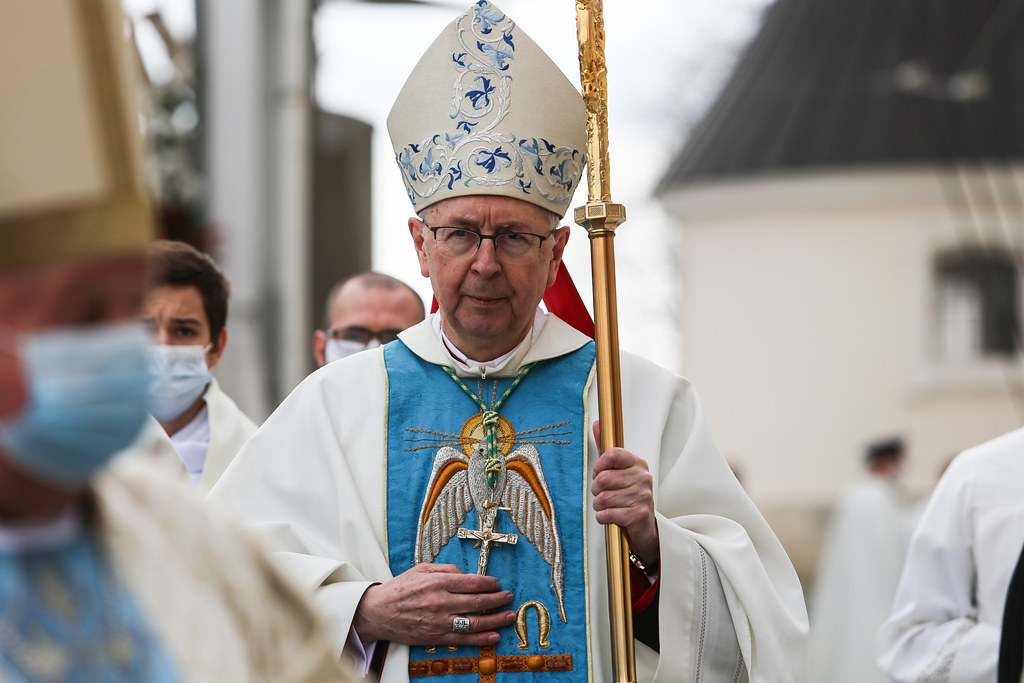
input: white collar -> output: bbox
[432,309,547,369]
[170,404,211,485]
[402,308,589,378]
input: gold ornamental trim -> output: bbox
[574,1,636,681]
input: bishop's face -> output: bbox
[410,195,569,361]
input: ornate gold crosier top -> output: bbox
[575,0,612,203]
[574,0,626,233]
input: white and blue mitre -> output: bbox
[386,0,587,216]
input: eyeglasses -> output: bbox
[325,326,402,345]
[425,224,552,264]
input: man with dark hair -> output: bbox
[313,271,425,366]
[866,437,905,477]
[137,239,256,493]
[150,240,231,350]
[809,436,913,683]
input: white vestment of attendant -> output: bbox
[808,474,914,683]
[129,376,257,494]
[211,312,808,683]
[52,457,353,682]
[877,427,1024,683]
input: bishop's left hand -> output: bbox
[590,420,659,567]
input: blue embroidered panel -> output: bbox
[0,534,180,682]
[385,341,596,680]
[395,0,584,209]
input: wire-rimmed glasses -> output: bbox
[424,224,552,264]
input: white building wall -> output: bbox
[661,168,1024,576]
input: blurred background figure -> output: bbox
[134,239,257,493]
[0,1,352,679]
[808,437,916,683]
[312,271,424,366]
[878,427,1024,683]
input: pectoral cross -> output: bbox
[458,500,518,575]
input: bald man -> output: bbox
[312,272,425,366]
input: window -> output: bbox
[935,248,1019,362]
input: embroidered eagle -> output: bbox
[413,438,567,622]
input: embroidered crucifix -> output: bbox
[457,501,518,575]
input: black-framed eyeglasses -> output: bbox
[424,224,552,264]
[325,326,402,345]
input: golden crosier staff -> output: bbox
[574,1,635,681]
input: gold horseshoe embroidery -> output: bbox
[514,601,551,650]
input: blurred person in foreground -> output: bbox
[808,437,915,683]
[211,2,807,680]
[877,427,1024,682]
[313,271,425,367]
[0,1,351,679]
[133,240,257,494]
[0,245,347,682]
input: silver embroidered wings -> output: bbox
[413,439,567,622]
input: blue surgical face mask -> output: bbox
[0,321,151,486]
[324,338,380,364]
[146,344,211,422]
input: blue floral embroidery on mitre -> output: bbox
[419,148,443,179]
[446,162,464,189]
[398,148,418,182]
[474,147,511,174]
[549,157,577,193]
[520,137,554,175]
[395,0,585,210]
[478,40,513,71]
[466,76,495,109]
[444,131,463,149]
[473,0,506,35]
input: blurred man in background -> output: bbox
[312,271,424,366]
[136,239,257,493]
[808,436,915,683]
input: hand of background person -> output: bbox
[591,420,660,567]
[353,563,516,646]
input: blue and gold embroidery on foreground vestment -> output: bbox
[385,341,595,680]
[0,534,178,682]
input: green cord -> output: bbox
[442,363,535,487]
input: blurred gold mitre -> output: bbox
[0,0,153,271]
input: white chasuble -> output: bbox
[210,313,809,682]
